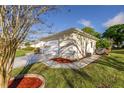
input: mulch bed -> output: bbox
[8,77,43,88]
[50,57,73,63]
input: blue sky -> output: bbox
[30,5,124,40]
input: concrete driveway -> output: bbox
[13,53,100,69]
[13,54,44,68]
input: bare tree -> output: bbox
[0,5,54,88]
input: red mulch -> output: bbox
[50,57,73,63]
[8,77,43,88]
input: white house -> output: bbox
[40,28,98,60]
[30,41,45,48]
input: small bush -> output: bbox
[34,47,41,54]
[25,42,31,47]
[96,38,111,49]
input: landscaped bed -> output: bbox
[8,74,45,88]
[50,57,73,63]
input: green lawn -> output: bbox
[111,49,124,55]
[15,50,31,57]
[16,47,35,57]
[12,49,124,88]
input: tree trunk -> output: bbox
[0,47,16,88]
[0,70,10,88]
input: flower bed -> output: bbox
[8,74,45,88]
[50,57,73,63]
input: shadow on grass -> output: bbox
[62,71,75,88]
[112,51,124,55]
[61,67,92,88]
[98,56,124,71]
[112,49,124,55]
[71,69,92,81]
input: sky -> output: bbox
[29,5,124,40]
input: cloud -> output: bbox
[78,19,93,27]
[103,12,124,27]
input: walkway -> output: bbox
[13,54,100,69]
[42,55,100,69]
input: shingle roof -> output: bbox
[40,28,99,41]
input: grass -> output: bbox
[16,50,31,57]
[12,49,124,88]
[111,49,124,55]
[16,47,34,57]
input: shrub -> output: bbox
[25,42,31,47]
[34,47,41,54]
[96,38,111,49]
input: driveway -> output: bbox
[13,54,44,68]
[13,53,100,69]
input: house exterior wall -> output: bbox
[59,33,96,59]
[42,40,59,57]
[42,32,97,60]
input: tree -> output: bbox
[82,27,101,38]
[0,5,54,88]
[103,24,124,48]
[96,38,111,49]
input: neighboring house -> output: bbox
[40,28,98,60]
[19,41,44,49]
[30,41,45,48]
